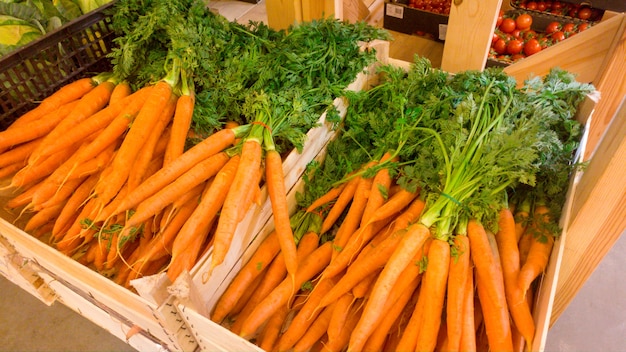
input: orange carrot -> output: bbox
[123,152,229,229]
[395,281,426,351]
[468,219,513,352]
[10,146,75,188]
[292,303,335,352]
[266,149,299,284]
[446,235,471,351]
[52,173,99,238]
[306,182,347,214]
[0,138,42,168]
[111,128,237,216]
[164,92,195,166]
[360,152,395,225]
[24,201,66,233]
[496,208,535,348]
[324,294,360,352]
[362,275,421,352]
[29,80,116,164]
[211,139,262,272]
[348,223,431,351]
[459,263,477,352]
[238,241,332,339]
[166,156,239,282]
[518,205,555,295]
[9,77,94,129]
[211,229,281,323]
[127,92,177,191]
[109,81,132,105]
[330,173,373,257]
[320,175,359,234]
[95,81,173,205]
[323,187,418,280]
[275,276,338,351]
[514,201,531,242]
[414,238,451,352]
[0,101,80,151]
[0,162,26,180]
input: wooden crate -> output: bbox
[166,49,599,351]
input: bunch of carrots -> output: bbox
[210,59,594,352]
[0,0,388,289]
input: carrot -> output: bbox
[123,152,229,229]
[52,173,99,238]
[468,219,513,352]
[9,77,94,129]
[112,127,237,216]
[275,277,338,351]
[329,172,372,258]
[518,205,555,295]
[166,156,238,282]
[0,162,26,180]
[414,238,451,352]
[351,270,379,299]
[5,181,42,209]
[229,231,319,335]
[238,241,332,339]
[33,175,85,211]
[360,152,396,225]
[320,175,359,234]
[10,146,76,188]
[127,193,200,283]
[362,275,421,352]
[396,281,426,352]
[0,101,80,152]
[292,303,335,352]
[306,182,347,214]
[258,302,289,352]
[211,229,281,323]
[211,138,263,272]
[348,222,431,351]
[446,235,471,351]
[496,208,535,348]
[24,201,66,233]
[0,138,42,168]
[265,149,299,284]
[109,81,132,105]
[324,295,361,352]
[318,226,406,308]
[459,263,477,352]
[95,81,173,205]
[29,80,116,164]
[164,92,194,166]
[127,92,177,191]
[323,187,418,280]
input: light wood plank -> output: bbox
[551,97,626,326]
[265,0,301,29]
[441,0,503,72]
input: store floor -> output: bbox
[2,1,625,351]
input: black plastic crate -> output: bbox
[0,2,117,129]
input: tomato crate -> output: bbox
[383,0,450,41]
[0,1,117,129]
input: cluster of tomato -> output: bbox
[489,11,591,63]
[406,0,452,15]
[513,0,604,21]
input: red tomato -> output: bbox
[511,29,522,38]
[511,53,526,61]
[551,30,566,42]
[492,32,501,44]
[493,38,508,55]
[507,39,524,55]
[500,18,517,33]
[521,29,537,40]
[551,1,563,10]
[562,22,575,33]
[536,1,547,11]
[524,38,542,56]
[516,14,533,30]
[526,1,538,10]
[545,21,562,34]
[497,10,504,27]
[578,7,592,20]
[578,22,589,31]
